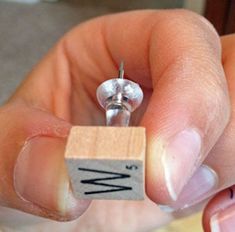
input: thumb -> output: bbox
[0,102,90,221]
[139,11,230,206]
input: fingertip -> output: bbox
[145,135,172,204]
[203,186,235,232]
[145,125,204,204]
[13,135,91,220]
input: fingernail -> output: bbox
[159,165,218,212]
[162,128,202,200]
[176,165,217,209]
[14,136,77,215]
[210,204,235,232]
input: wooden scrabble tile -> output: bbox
[65,126,146,200]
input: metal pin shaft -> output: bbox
[118,61,124,79]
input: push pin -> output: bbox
[65,62,146,200]
[96,62,143,126]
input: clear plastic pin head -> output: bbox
[96,62,144,126]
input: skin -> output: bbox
[0,9,235,232]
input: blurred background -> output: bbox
[0,0,234,231]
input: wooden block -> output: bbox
[65,126,146,200]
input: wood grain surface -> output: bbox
[65,126,146,200]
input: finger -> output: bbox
[202,186,235,232]
[166,34,235,225]
[203,34,235,197]
[0,102,90,221]
[149,34,235,214]
[198,34,235,232]
[142,11,230,205]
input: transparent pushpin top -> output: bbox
[96,62,143,126]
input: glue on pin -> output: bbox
[96,62,144,126]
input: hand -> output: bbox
[0,9,235,232]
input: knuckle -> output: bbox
[171,9,217,35]
[149,9,221,58]
[155,9,220,47]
